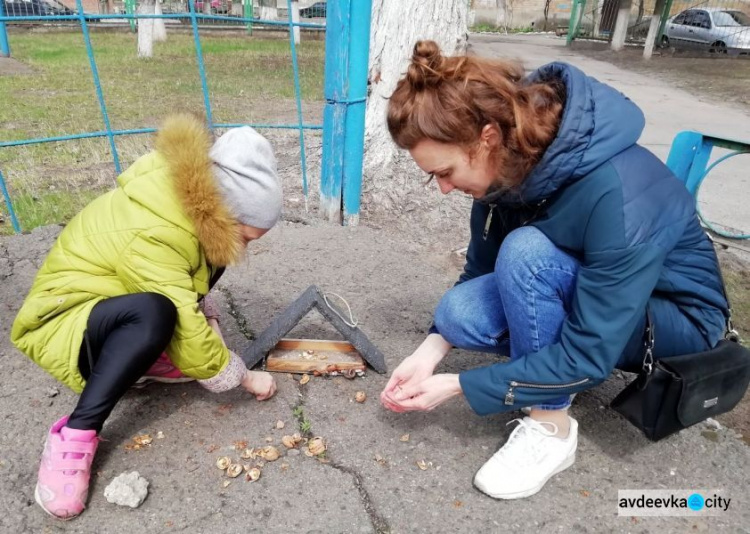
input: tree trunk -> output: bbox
[642,0,666,59]
[610,0,632,50]
[153,0,167,42]
[495,0,507,31]
[258,0,276,20]
[362,0,468,214]
[137,0,155,59]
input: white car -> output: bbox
[663,8,750,53]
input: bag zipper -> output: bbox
[505,378,590,406]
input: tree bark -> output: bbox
[153,0,167,42]
[362,0,468,213]
[137,0,155,59]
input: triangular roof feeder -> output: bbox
[242,285,387,374]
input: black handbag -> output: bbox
[611,275,750,441]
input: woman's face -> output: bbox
[239,224,269,247]
[408,129,498,199]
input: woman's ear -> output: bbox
[480,123,501,149]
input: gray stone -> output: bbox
[104,471,149,508]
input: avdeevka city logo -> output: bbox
[688,493,705,511]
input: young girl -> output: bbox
[380,41,728,500]
[11,113,281,519]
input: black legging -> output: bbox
[67,293,177,432]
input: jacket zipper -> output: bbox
[482,204,496,240]
[504,378,590,406]
[483,198,548,241]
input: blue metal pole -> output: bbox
[341,0,371,226]
[286,0,309,207]
[76,0,122,175]
[0,169,21,233]
[188,0,214,128]
[0,0,9,57]
[320,0,350,222]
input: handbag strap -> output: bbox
[640,238,739,375]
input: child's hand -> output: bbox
[241,370,277,400]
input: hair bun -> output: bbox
[406,40,444,90]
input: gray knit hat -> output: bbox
[210,126,282,229]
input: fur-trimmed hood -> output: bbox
[122,114,243,267]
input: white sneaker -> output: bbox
[473,416,578,500]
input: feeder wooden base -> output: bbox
[265,338,366,374]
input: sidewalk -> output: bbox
[1,222,748,533]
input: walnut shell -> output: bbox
[227,463,243,478]
[308,437,326,456]
[245,467,261,482]
[261,446,281,462]
[216,456,231,470]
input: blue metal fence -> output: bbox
[0,0,371,233]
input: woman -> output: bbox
[11,113,281,519]
[380,41,727,500]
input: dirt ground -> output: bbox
[573,42,750,112]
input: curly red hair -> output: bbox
[387,40,564,189]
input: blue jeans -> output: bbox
[434,227,581,411]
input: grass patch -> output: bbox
[725,268,750,341]
[0,30,325,234]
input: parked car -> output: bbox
[194,0,229,14]
[299,1,325,18]
[1,0,98,20]
[662,8,750,52]
[1,0,72,16]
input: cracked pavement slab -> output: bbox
[1,223,749,533]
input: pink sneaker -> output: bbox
[134,352,195,387]
[35,416,98,520]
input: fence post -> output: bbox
[341,0,371,226]
[320,0,372,225]
[244,0,253,35]
[0,169,21,233]
[0,0,10,58]
[566,0,585,45]
[657,0,674,44]
[125,0,136,32]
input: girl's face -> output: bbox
[408,126,499,199]
[239,224,269,247]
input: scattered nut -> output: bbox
[308,437,326,456]
[399,434,410,442]
[233,440,248,451]
[226,464,243,478]
[245,468,261,482]
[416,460,432,471]
[275,420,285,430]
[264,436,274,443]
[355,391,366,403]
[260,446,280,462]
[299,374,310,385]
[240,448,256,460]
[222,480,232,488]
[216,456,231,470]
[282,435,299,449]
[133,434,152,446]
[156,431,165,440]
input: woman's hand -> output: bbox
[388,374,463,412]
[241,370,277,400]
[380,334,452,412]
